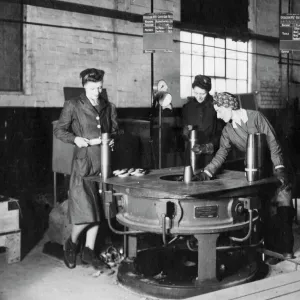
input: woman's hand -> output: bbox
[74,137,90,148]
[109,139,114,150]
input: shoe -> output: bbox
[265,257,283,266]
[64,237,77,269]
[283,252,295,259]
[81,247,115,274]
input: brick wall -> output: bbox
[0,0,299,110]
[252,0,300,109]
[0,0,180,108]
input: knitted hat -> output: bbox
[213,92,240,110]
[192,75,212,92]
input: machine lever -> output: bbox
[229,209,253,242]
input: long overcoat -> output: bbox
[54,93,118,224]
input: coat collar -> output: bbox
[79,93,109,113]
[188,94,212,107]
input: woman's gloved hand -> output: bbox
[192,143,214,155]
[74,137,90,148]
[274,167,291,191]
[192,171,211,181]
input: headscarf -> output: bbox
[192,75,211,92]
[213,92,240,110]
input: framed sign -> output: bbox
[280,14,300,53]
[143,12,173,53]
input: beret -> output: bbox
[192,75,212,92]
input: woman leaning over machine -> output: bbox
[192,92,295,261]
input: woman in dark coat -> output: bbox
[192,92,295,261]
[54,68,118,271]
[182,75,221,170]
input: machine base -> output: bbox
[117,248,268,299]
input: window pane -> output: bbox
[215,48,225,58]
[226,38,237,50]
[181,54,191,76]
[215,38,225,48]
[215,58,225,77]
[215,78,226,92]
[180,76,192,98]
[237,52,247,60]
[226,59,237,79]
[204,46,214,57]
[180,31,191,42]
[210,78,216,95]
[180,42,191,54]
[226,50,236,59]
[237,80,247,93]
[237,60,247,80]
[192,33,203,44]
[192,56,203,76]
[237,41,247,52]
[226,79,237,94]
[204,57,214,76]
[192,44,203,55]
[204,36,214,46]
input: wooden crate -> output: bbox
[0,196,21,263]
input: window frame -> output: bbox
[180,31,251,99]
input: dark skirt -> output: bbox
[68,145,102,225]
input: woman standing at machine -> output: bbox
[54,68,118,271]
[192,92,295,261]
[182,75,222,169]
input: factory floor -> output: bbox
[1,207,300,300]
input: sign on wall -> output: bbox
[280,13,300,53]
[143,12,173,53]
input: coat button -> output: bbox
[97,125,101,128]
[96,116,99,120]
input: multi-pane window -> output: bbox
[180,31,251,99]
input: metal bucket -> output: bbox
[245,133,267,182]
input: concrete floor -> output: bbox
[1,207,300,300]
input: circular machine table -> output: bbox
[86,167,277,299]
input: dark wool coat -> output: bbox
[54,93,118,224]
[182,94,222,168]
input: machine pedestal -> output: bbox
[117,244,267,299]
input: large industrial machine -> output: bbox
[86,166,278,299]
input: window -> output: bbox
[0,2,23,91]
[180,31,251,99]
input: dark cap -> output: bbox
[192,75,212,92]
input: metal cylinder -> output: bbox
[101,133,111,180]
[245,133,266,182]
[189,130,198,174]
[183,166,193,184]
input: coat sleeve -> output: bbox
[205,126,232,176]
[255,112,284,167]
[110,103,119,136]
[54,101,76,144]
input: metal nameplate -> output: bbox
[194,205,219,218]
